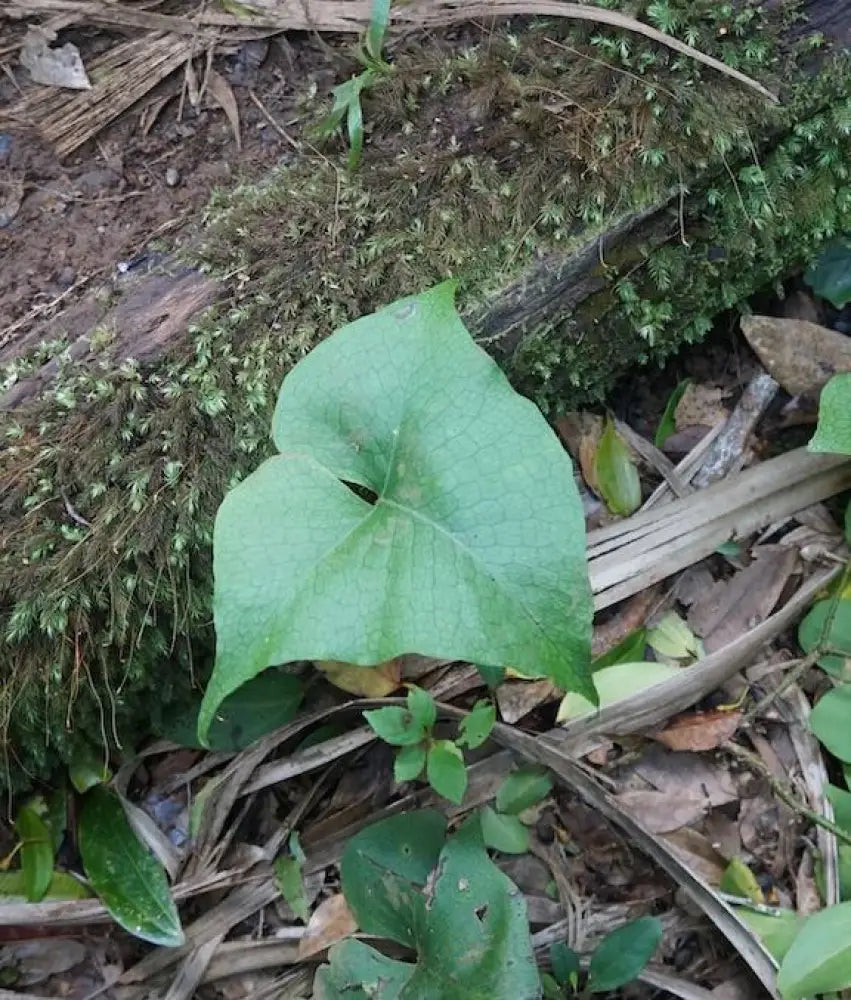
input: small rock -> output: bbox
[74,168,120,195]
[165,166,180,187]
[741,314,851,396]
[56,266,76,287]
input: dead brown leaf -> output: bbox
[495,679,555,724]
[653,709,742,753]
[555,411,604,490]
[317,659,402,697]
[207,68,242,150]
[688,546,799,652]
[662,828,727,885]
[741,314,851,397]
[615,788,709,833]
[674,383,729,431]
[297,894,357,960]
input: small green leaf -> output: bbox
[594,419,641,516]
[720,857,763,903]
[828,783,851,833]
[591,628,647,671]
[340,810,447,948]
[777,901,851,999]
[406,686,436,731]
[495,767,553,815]
[647,612,699,659]
[550,941,580,987]
[364,706,425,746]
[654,379,691,448]
[314,938,414,999]
[15,806,54,903]
[456,700,496,749]
[394,744,427,782]
[810,685,851,762]
[541,972,565,999]
[427,740,467,805]
[46,788,67,853]
[737,907,803,964]
[0,869,91,902]
[479,806,530,854]
[804,238,851,309]
[839,844,851,901]
[586,917,663,993]
[558,661,681,722]
[798,597,851,679]
[69,743,111,794]
[162,669,303,751]
[79,786,184,947]
[274,850,310,923]
[365,0,391,62]
[475,664,506,688]
[810,374,851,455]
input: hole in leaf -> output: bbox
[474,904,489,922]
[344,481,379,505]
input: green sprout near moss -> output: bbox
[312,0,393,169]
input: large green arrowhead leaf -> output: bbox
[810,374,851,455]
[199,283,593,740]
[78,786,184,947]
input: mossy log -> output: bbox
[2,1,850,788]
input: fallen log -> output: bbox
[1,1,850,787]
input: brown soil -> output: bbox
[0,33,338,351]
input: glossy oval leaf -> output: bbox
[394,744,427,782]
[340,810,447,948]
[593,419,641,517]
[199,283,594,741]
[557,661,681,722]
[810,685,851,763]
[162,669,303,751]
[804,238,851,309]
[79,786,184,947]
[798,597,851,680]
[495,767,553,815]
[777,901,851,999]
[586,917,663,993]
[810,374,851,455]
[479,806,530,854]
[15,806,54,903]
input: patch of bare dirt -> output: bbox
[0,33,337,349]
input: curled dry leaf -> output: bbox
[297,894,358,960]
[555,410,605,490]
[317,658,402,697]
[653,709,742,752]
[20,28,91,90]
[741,315,851,397]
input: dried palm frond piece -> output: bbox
[5,33,194,157]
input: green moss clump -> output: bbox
[1,5,848,789]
